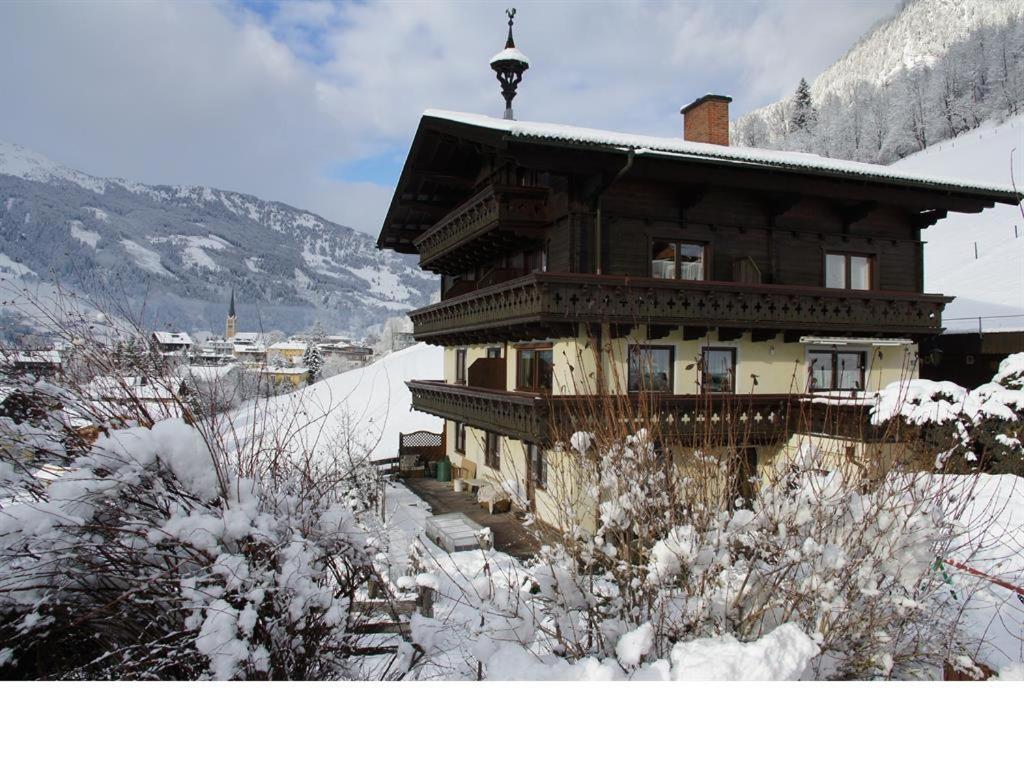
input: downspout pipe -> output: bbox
[592,149,636,275]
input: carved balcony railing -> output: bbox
[408,272,952,344]
[414,183,550,272]
[407,380,883,447]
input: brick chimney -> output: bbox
[680,94,732,146]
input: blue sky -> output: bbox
[0,0,902,233]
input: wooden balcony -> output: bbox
[408,272,951,345]
[413,183,550,272]
[407,380,882,447]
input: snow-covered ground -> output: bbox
[947,472,1024,671]
[892,116,1024,332]
[231,343,443,462]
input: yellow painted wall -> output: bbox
[443,329,917,397]
[435,328,921,536]
[444,419,596,531]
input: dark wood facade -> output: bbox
[921,330,1024,388]
[381,115,1016,347]
[380,112,1020,443]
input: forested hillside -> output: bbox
[733,0,1024,164]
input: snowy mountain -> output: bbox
[733,0,1024,162]
[811,0,1023,102]
[0,140,437,338]
[891,115,1024,330]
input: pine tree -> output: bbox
[302,342,324,383]
[309,319,326,345]
[789,78,817,133]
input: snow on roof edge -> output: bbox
[421,109,1020,199]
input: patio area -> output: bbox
[399,476,541,559]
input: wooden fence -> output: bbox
[399,429,446,462]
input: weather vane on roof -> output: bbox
[489,7,530,120]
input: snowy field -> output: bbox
[230,343,443,462]
[892,116,1024,332]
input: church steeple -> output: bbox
[226,288,237,339]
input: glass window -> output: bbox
[537,348,553,390]
[850,256,871,290]
[487,347,502,359]
[807,351,834,390]
[454,421,466,454]
[528,443,547,490]
[516,346,553,391]
[678,243,705,280]
[651,241,677,279]
[526,249,547,273]
[517,349,534,390]
[628,345,674,393]
[808,350,865,391]
[485,431,501,470]
[701,347,736,393]
[826,253,873,290]
[836,352,865,390]
[455,348,467,384]
[825,253,846,289]
[651,240,705,280]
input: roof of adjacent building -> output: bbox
[152,331,193,346]
[1,349,62,365]
[268,340,307,352]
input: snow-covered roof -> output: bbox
[186,364,237,382]
[489,47,530,67]
[1,349,62,365]
[421,110,1021,199]
[87,375,181,402]
[268,340,307,352]
[152,331,193,346]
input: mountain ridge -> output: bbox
[0,139,437,339]
[733,0,1024,159]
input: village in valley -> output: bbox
[3,289,408,406]
[0,0,1023,706]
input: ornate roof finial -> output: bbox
[505,7,516,48]
[489,7,529,120]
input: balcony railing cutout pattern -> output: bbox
[414,184,550,270]
[409,273,950,344]
[407,380,883,447]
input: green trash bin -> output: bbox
[436,456,451,483]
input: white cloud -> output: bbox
[0,0,901,235]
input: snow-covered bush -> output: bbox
[871,353,1024,474]
[526,436,975,678]
[0,361,396,680]
[407,393,1016,680]
[0,417,381,679]
[0,307,396,680]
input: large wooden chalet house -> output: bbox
[378,23,1020,530]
